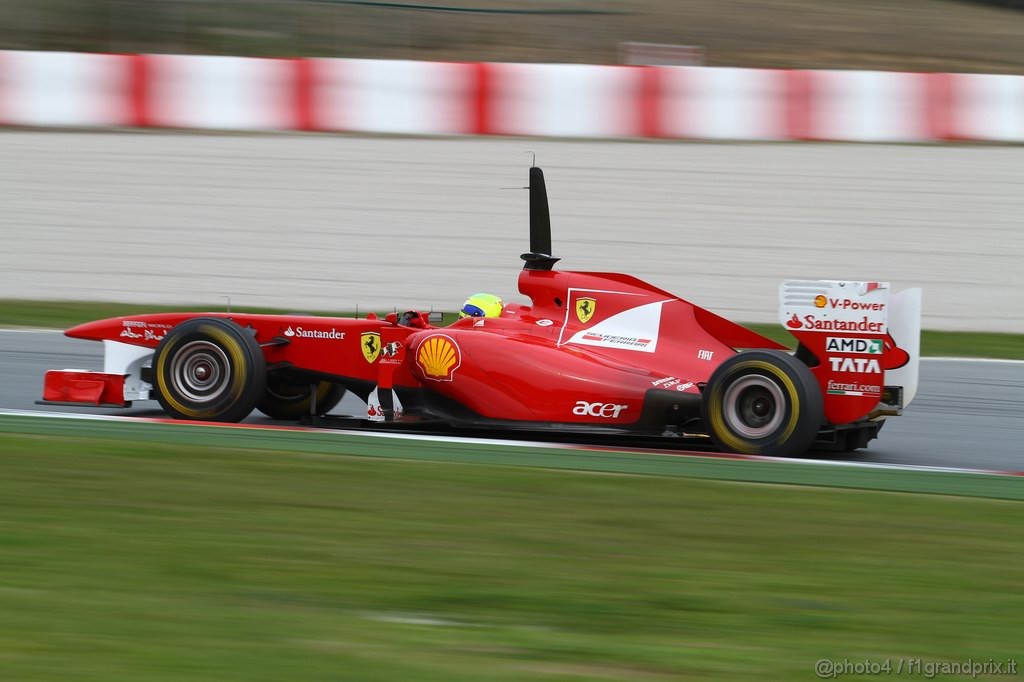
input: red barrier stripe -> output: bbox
[472,61,492,136]
[129,53,150,127]
[784,69,813,140]
[926,71,955,140]
[637,66,662,138]
[294,58,315,131]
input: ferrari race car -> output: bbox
[39,166,921,456]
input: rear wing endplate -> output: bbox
[779,280,922,425]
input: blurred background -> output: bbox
[2,0,1024,329]
[3,0,1024,71]
[2,4,1024,680]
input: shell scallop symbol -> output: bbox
[417,335,461,381]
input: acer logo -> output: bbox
[572,401,629,418]
[828,357,881,374]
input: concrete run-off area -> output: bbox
[2,132,1021,332]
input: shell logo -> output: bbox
[814,295,827,308]
[417,334,461,381]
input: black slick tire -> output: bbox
[701,350,823,457]
[152,317,266,423]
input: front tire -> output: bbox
[701,350,823,456]
[153,317,266,422]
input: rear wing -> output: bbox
[779,281,922,425]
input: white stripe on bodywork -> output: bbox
[564,300,668,353]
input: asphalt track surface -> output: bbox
[3,329,1022,472]
[2,132,1023,332]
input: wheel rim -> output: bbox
[169,340,231,403]
[722,375,785,439]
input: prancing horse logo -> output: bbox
[361,332,381,363]
[575,297,596,324]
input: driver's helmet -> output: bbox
[459,293,504,319]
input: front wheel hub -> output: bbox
[170,340,230,403]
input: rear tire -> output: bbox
[701,350,823,456]
[257,376,346,420]
[153,317,266,422]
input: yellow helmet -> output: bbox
[459,293,504,319]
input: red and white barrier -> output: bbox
[1,50,1023,142]
[312,58,478,135]
[143,55,298,130]
[805,70,935,142]
[0,51,133,127]
[658,67,791,140]
[483,63,645,138]
[951,73,1024,141]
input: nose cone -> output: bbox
[66,317,123,341]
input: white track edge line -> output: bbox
[921,356,1024,365]
[2,408,1020,479]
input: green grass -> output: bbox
[2,298,1021,360]
[0,429,1022,681]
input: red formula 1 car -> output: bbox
[39,166,921,456]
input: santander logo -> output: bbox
[283,326,345,340]
[785,314,883,333]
